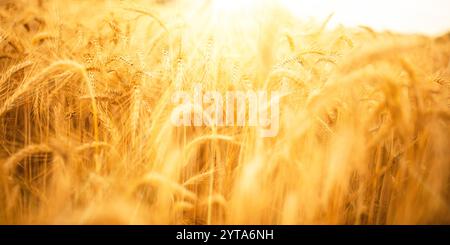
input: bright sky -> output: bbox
[281,0,450,35]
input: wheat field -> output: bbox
[0,0,449,224]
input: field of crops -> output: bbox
[0,0,449,224]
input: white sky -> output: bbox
[280,0,450,35]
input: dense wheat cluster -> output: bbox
[0,0,449,224]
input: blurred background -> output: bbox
[281,0,450,35]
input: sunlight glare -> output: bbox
[211,0,261,14]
